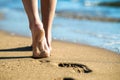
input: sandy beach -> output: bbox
[0,31,120,80]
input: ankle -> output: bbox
[30,21,43,31]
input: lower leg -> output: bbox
[22,0,41,26]
[41,0,57,50]
[22,0,50,58]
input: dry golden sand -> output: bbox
[0,31,120,80]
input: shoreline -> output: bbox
[0,30,120,80]
[0,30,119,55]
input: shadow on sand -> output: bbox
[0,46,32,52]
[0,46,32,60]
[0,56,32,60]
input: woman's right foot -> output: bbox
[37,36,50,58]
[31,23,50,58]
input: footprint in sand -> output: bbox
[58,63,92,73]
[38,60,92,73]
[54,77,75,80]
[39,59,51,64]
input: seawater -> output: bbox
[0,0,120,54]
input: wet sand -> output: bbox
[0,31,120,80]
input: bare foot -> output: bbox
[47,41,52,51]
[37,37,50,58]
[31,23,50,58]
[46,32,52,51]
